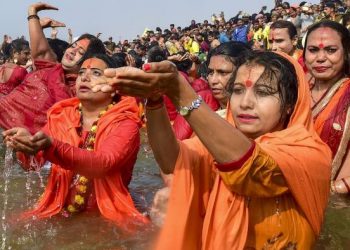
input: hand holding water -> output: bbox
[90,61,180,101]
[2,128,52,154]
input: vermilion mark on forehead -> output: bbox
[245,66,253,88]
[85,59,92,69]
[318,27,328,49]
[245,79,253,87]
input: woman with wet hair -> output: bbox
[0,39,30,95]
[0,2,106,134]
[3,53,148,231]
[95,50,331,248]
[304,20,350,195]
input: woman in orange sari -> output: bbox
[3,54,148,230]
[304,20,350,194]
[97,51,331,249]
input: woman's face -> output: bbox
[305,27,344,81]
[207,55,235,107]
[230,64,284,139]
[15,48,30,65]
[76,58,112,103]
[62,38,90,71]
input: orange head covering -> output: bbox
[157,51,331,250]
[252,52,331,236]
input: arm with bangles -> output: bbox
[99,62,252,174]
[28,2,61,62]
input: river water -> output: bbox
[0,129,349,249]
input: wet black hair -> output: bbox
[173,55,193,73]
[10,38,29,54]
[147,45,166,63]
[111,52,127,68]
[82,53,116,68]
[127,50,143,68]
[47,38,69,62]
[270,20,298,39]
[303,20,350,76]
[3,38,30,60]
[69,33,106,66]
[228,51,298,124]
[207,41,251,67]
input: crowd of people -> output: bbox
[0,0,350,249]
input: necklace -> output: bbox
[63,102,115,215]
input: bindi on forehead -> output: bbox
[84,59,93,69]
[245,79,253,88]
[245,66,254,88]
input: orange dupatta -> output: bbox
[156,52,331,250]
[255,52,331,236]
[21,97,149,229]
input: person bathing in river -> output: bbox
[92,50,331,249]
[3,54,149,231]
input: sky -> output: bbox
[0,0,319,42]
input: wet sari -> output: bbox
[0,59,76,133]
[155,52,331,249]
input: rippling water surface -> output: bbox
[0,129,349,249]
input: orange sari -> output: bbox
[21,97,149,230]
[155,52,331,249]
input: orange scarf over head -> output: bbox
[156,52,331,250]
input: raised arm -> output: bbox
[28,2,59,62]
[99,62,251,173]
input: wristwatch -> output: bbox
[178,95,203,116]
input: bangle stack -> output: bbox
[27,14,39,21]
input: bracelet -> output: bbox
[145,97,164,110]
[27,14,39,21]
[178,95,202,116]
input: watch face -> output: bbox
[179,107,189,116]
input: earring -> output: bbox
[13,58,18,64]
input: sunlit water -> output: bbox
[0,129,349,249]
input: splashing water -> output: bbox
[1,147,14,250]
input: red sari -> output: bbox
[0,59,76,133]
[19,97,149,230]
[0,64,27,95]
[312,77,350,179]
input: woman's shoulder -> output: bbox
[47,97,79,117]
